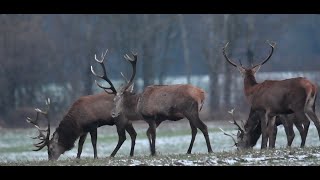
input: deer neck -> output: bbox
[123,93,140,119]
[56,116,81,151]
[243,74,259,104]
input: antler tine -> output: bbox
[34,139,46,146]
[124,54,133,61]
[122,52,137,92]
[224,42,229,49]
[228,108,245,134]
[26,116,38,126]
[94,80,116,94]
[222,42,238,67]
[219,128,237,146]
[120,72,129,83]
[120,72,135,92]
[131,51,138,56]
[32,143,47,151]
[91,49,117,94]
[266,40,276,48]
[253,40,276,67]
[94,49,108,63]
[27,98,51,151]
[27,116,45,140]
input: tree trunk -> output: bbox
[246,15,254,66]
[178,14,191,84]
[83,60,93,95]
[142,15,154,88]
[223,14,232,109]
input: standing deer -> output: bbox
[222,41,320,149]
[27,92,137,161]
[91,50,212,156]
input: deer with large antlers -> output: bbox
[27,76,137,160]
[221,108,310,150]
[222,41,320,149]
[91,50,212,156]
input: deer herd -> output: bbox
[26,41,320,161]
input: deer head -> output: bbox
[26,98,65,160]
[220,109,260,150]
[91,50,137,118]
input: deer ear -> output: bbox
[237,66,246,76]
[252,65,261,74]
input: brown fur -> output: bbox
[47,92,137,160]
[223,42,320,149]
[111,84,212,157]
[243,73,319,149]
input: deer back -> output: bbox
[63,92,115,129]
[248,77,314,113]
[137,84,205,118]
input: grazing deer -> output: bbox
[26,93,137,161]
[222,41,320,149]
[221,108,310,150]
[91,50,212,156]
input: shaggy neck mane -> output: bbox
[55,114,80,151]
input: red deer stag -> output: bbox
[222,41,319,149]
[27,57,137,161]
[91,51,212,156]
[221,108,310,150]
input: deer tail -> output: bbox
[198,89,205,112]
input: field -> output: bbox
[1,120,320,166]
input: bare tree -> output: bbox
[178,14,191,84]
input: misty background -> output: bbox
[1,14,320,127]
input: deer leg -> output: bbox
[125,122,137,157]
[293,120,305,148]
[146,120,161,150]
[294,111,313,146]
[260,112,268,149]
[268,115,276,148]
[305,110,320,141]
[90,129,98,159]
[271,124,278,148]
[146,128,152,148]
[185,111,212,153]
[77,133,88,159]
[301,120,310,147]
[281,115,295,148]
[147,120,157,156]
[110,125,126,157]
[187,121,198,154]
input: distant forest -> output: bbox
[1,14,320,127]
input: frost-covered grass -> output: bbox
[1,120,320,165]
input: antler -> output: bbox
[228,108,245,134]
[253,40,276,68]
[122,51,137,92]
[91,49,117,94]
[222,42,238,67]
[26,98,51,151]
[219,128,238,146]
[120,72,134,93]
